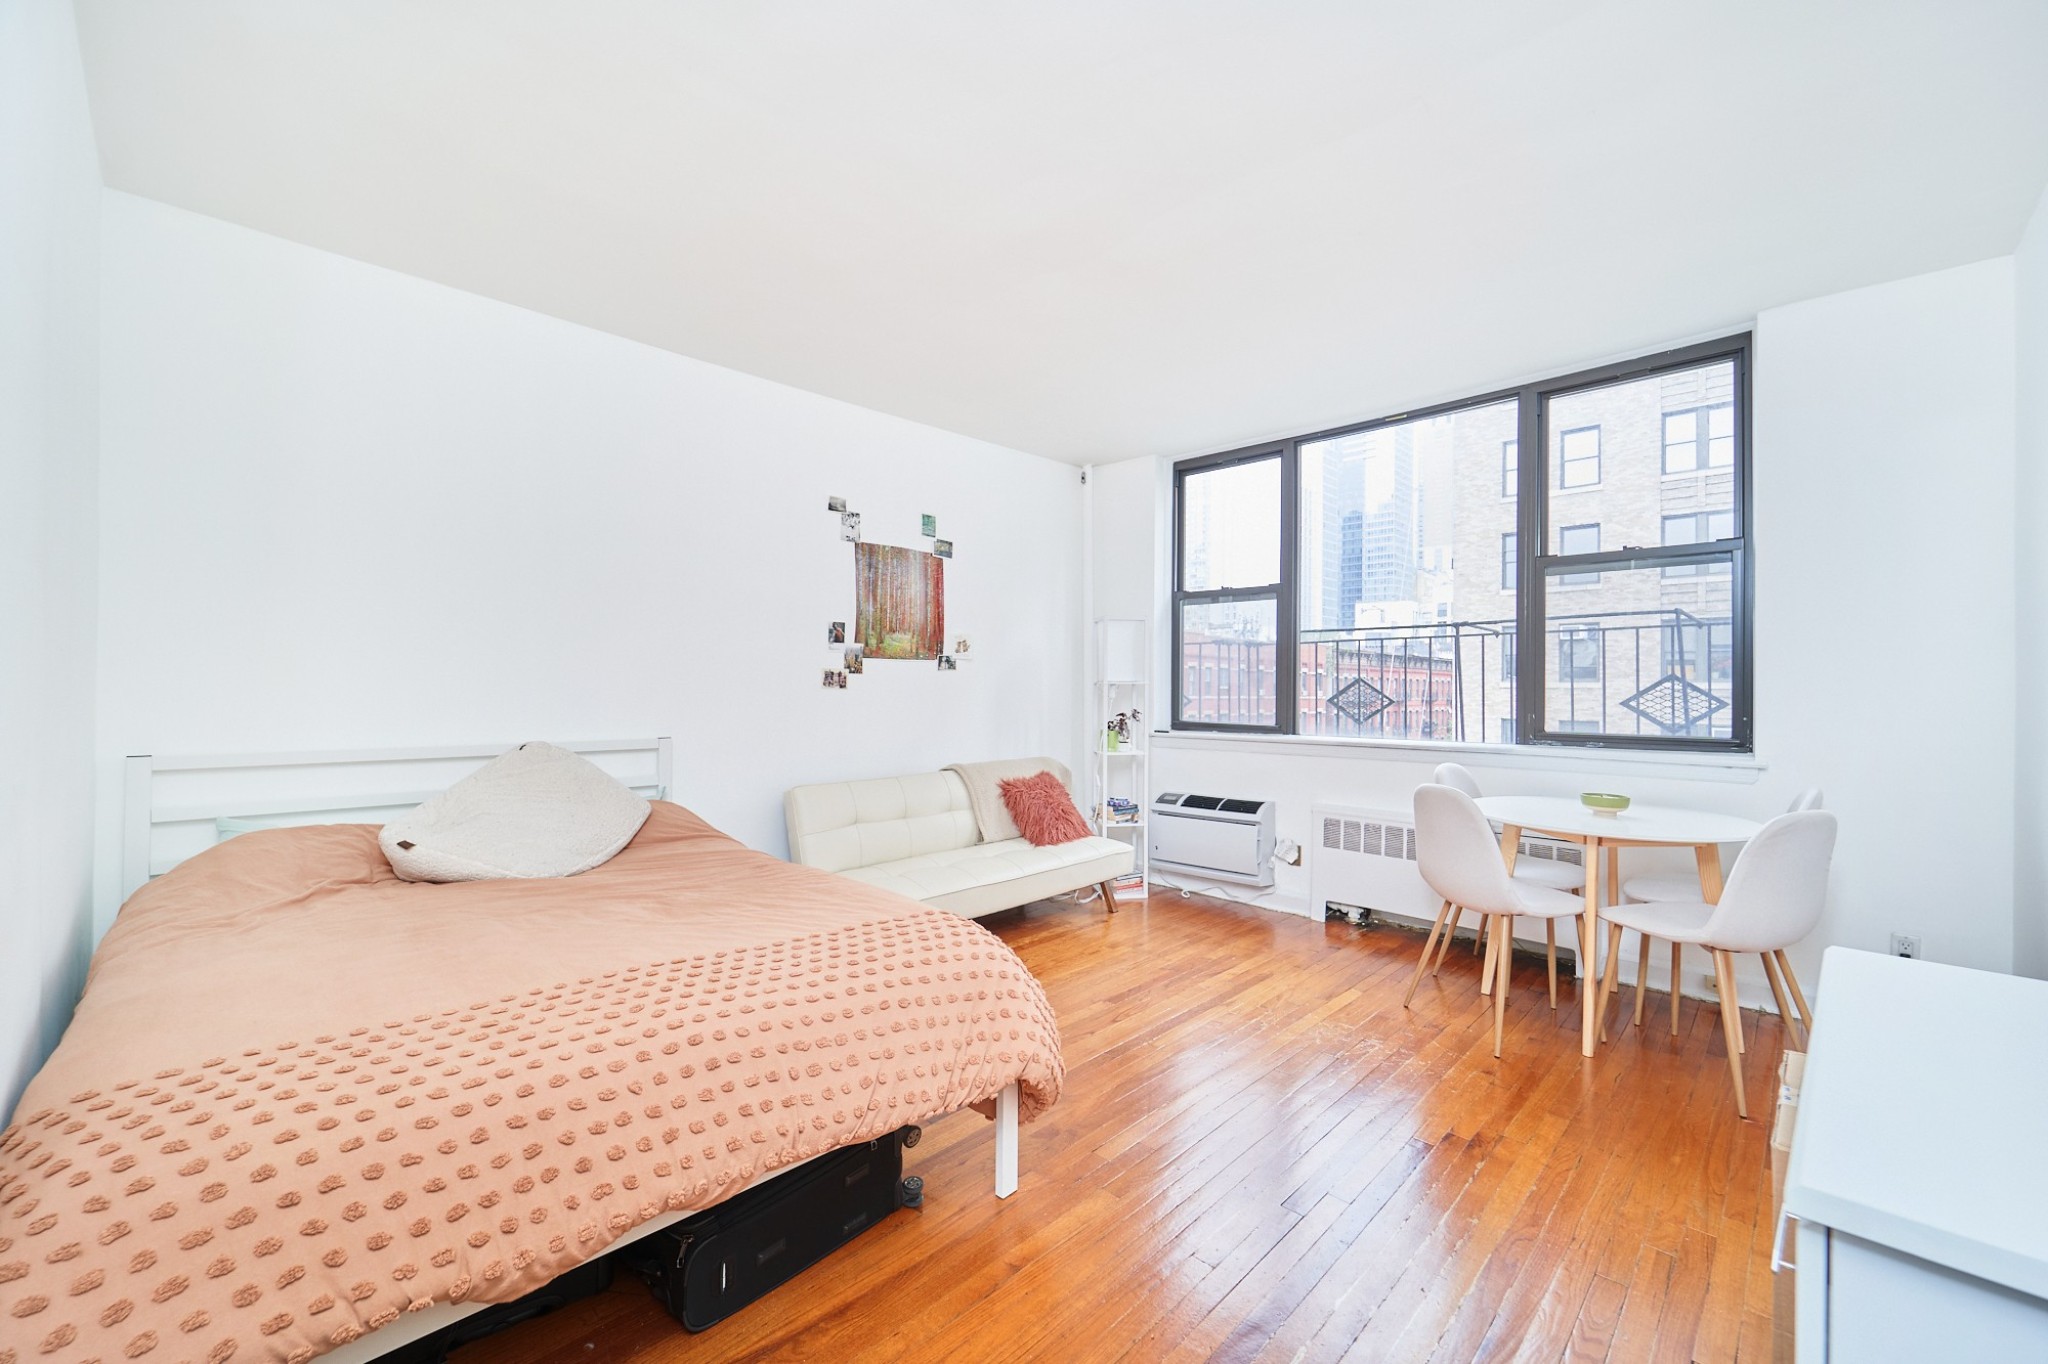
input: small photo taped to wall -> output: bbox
[828,621,845,644]
[828,496,848,513]
[937,655,957,671]
[921,514,937,537]
[834,670,849,688]
[844,646,864,675]
[954,638,970,656]
[933,539,953,559]
[840,511,861,542]
[822,669,839,688]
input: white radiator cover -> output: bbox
[1149,793,1277,887]
[1309,801,1585,928]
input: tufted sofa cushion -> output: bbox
[785,763,1133,918]
[784,770,982,873]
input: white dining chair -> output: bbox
[1429,763,1586,981]
[1613,788,1823,1037]
[1406,784,1589,1058]
[1597,810,1836,1118]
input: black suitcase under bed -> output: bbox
[374,1126,920,1360]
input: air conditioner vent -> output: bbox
[1219,798,1264,815]
[1179,795,1225,810]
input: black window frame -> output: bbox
[1169,443,1296,734]
[1167,331,1754,752]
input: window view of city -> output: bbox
[1176,353,1743,746]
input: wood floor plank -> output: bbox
[450,892,1780,1364]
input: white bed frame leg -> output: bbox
[994,1082,1019,1198]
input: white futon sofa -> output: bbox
[784,758,1134,917]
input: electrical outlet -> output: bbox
[1890,933,1922,960]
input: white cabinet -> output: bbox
[1784,949,2048,1361]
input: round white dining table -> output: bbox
[1472,795,1764,1057]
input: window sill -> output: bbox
[1152,729,1766,784]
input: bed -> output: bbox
[0,741,1061,1364]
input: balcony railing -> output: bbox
[1180,608,1734,742]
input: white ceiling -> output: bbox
[73,1,2048,464]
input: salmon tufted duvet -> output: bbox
[0,802,1062,1364]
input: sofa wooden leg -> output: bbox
[1098,880,1119,913]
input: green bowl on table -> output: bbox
[1580,792,1631,815]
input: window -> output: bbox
[1557,523,1600,587]
[1661,511,1735,576]
[1558,425,1601,488]
[1171,333,1752,750]
[1663,404,1735,473]
[1173,451,1288,730]
[1558,627,1601,681]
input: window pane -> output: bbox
[1660,510,1736,577]
[1542,557,1736,740]
[1558,426,1601,488]
[1547,359,1736,547]
[1500,440,1518,498]
[1181,457,1281,590]
[1662,412,1697,474]
[1178,597,1278,726]
[1706,404,1735,467]
[1294,397,1519,742]
[1557,522,1600,586]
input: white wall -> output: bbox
[0,0,101,1116]
[2016,183,2048,978]
[1098,256,2019,1005]
[95,193,1083,933]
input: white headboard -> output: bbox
[121,738,672,899]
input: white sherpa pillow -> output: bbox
[379,742,651,883]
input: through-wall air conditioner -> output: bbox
[1150,793,1277,887]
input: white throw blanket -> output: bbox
[945,756,1075,843]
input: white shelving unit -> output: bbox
[1093,618,1149,894]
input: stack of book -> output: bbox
[1103,797,1141,825]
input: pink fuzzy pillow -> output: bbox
[998,771,1093,846]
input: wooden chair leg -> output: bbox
[1713,949,1749,1119]
[1670,940,1682,1036]
[1474,913,1489,956]
[1432,906,1464,975]
[1546,919,1558,1011]
[1480,914,1500,996]
[1633,931,1652,1028]
[1097,880,1119,913]
[1760,950,1804,1050]
[1405,900,1453,1009]
[1776,950,1815,1034]
[1597,921,1624,1041]
[1493,915,1511,1058]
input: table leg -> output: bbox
[1694,844,1725,903]
[1499,824,1523,872]
[1581,837,1603,1056]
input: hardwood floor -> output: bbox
[455,890,1789,1364]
